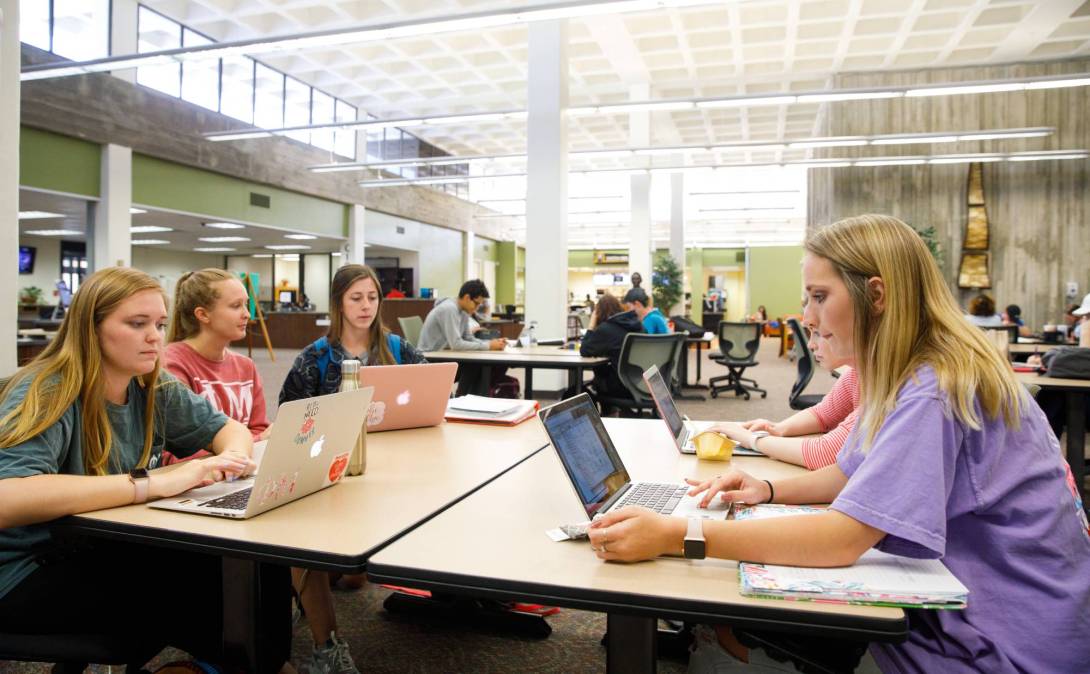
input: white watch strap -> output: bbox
[686,516,704,541]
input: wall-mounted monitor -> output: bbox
[18,246,35,274]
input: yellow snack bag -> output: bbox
[693,431,734,462]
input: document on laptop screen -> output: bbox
[546,406,618,505]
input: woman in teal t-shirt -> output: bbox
[0,268,256,667]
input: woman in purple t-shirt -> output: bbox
[589,214,1090,673]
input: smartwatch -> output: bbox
[750,430,770,451]
[128,468,150,504]
[683,517,706,560]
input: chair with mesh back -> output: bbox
[398,315,424,346]
[709,322,767,400]
[787,317,824,410]
[592,333,685,417]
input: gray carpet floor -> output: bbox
[0,338,837,673]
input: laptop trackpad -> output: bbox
[672,495,730,520]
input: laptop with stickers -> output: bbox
[150,387,374,519]
[359,362,457,432]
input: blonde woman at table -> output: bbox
[704,334,858,470]
[0,267,257,669]
[589,215,1090,674]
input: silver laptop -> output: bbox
[151,387,374,519]
[643,364,762,457]
[538,393,730,521]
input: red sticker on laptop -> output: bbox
[327,452,350,485]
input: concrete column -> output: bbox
[0,0,20,374]
[628,83,652,290]
[343,204,366,266]
[525,20,568,389]
[90,144,132,271]
[464,230,475,280]
[669,172,685,315]
[110,0,139,83]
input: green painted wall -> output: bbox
[418,224,464,299]
[132,155,347,237]
[495,241,518,306]
[20,127,100,197]
[748,246,805,320]
[568,249,627,267]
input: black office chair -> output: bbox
[787,318,824,410]
[592,333,685,417]
[709,322,766,400]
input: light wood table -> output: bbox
[1009,342,1063,355]
[368,418,906,673]
[423,344,607,398]
[1017,371,1090,501]
[54,420,549,672]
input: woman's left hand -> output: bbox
[587,506,686,562]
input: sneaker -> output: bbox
[688,625,796,673]
[299,632,359,674]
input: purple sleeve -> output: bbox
[832,393,962,559]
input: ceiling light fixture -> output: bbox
[131,239,171,245]
[204,222,246,229]
[194,247,236,252]
[18,211,63,219]
[199,236,250,242]
[129,207,147,215]
[265,244,312,250]
[24,229,81,236]
[130,226,173,233]
[284,234,318,240]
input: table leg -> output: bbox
[221,558,291,674]
[679,342,708,396]
[607,613,657,674]
[525,367,534,400]
[1066,391,1086,505]
[570,365,584,394]
[695,342,704,381]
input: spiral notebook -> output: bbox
[734,505,969,609]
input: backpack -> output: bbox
[1045,346,1090,380]
[313,333,403,383]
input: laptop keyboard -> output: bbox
[616,482,689,515]
[199,487,252,510]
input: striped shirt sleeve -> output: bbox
[801,368,861,470]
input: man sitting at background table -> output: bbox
[418,279,505,395]
[624,287,669,335]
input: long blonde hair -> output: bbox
[0,267,168,474]
[805,214,1023,448]
[329,264,396,365]
[168,268,239,342]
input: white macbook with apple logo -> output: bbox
[359,362,458,432]
[150,387,374,519]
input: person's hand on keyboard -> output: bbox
[150,454,255,500]
[587,506,686,563]
[686,469,767,508]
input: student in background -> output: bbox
[280,264,426,674]
[1002,303,1032,337]
[706,333,858,469]
[417,279,504,396]
[164,269,270,447]
[623,287,669,335]
[590,215,1090,673]
[0,268,256,669]
[580,294,644,410]
[964,293,1003,327]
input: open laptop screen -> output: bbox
[540,394,629,517]
[644,365,684,440]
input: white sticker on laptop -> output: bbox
[366,401,386,427]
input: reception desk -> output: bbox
[381,298,435,337]
[231,312,329,350]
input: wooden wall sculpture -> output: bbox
[958,163,991,289]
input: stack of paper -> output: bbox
[734,505,969,609]
[445,396,538,426]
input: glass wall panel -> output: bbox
[52,0,109,61]
[284,77,312,144]
[254,64,285,129]
[311,91,336,152]
[137,6,182,97]
[220,56,255,124]
[334,101,357,159]
[19,0,52,51]
[181,28,218,111]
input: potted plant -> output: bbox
[652,255,684,315]
[19,286,43,306]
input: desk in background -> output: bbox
[381,298,436,338]
[56,420,549,672]
[423,345,607,398]
[369,418,906,673]
[1016,371,1090,503]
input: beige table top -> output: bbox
[61,420,549,571]
[368,418,905,640]
[1015,370,1090,391]
[423,344,607,366]
[1009,342,1062,354]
